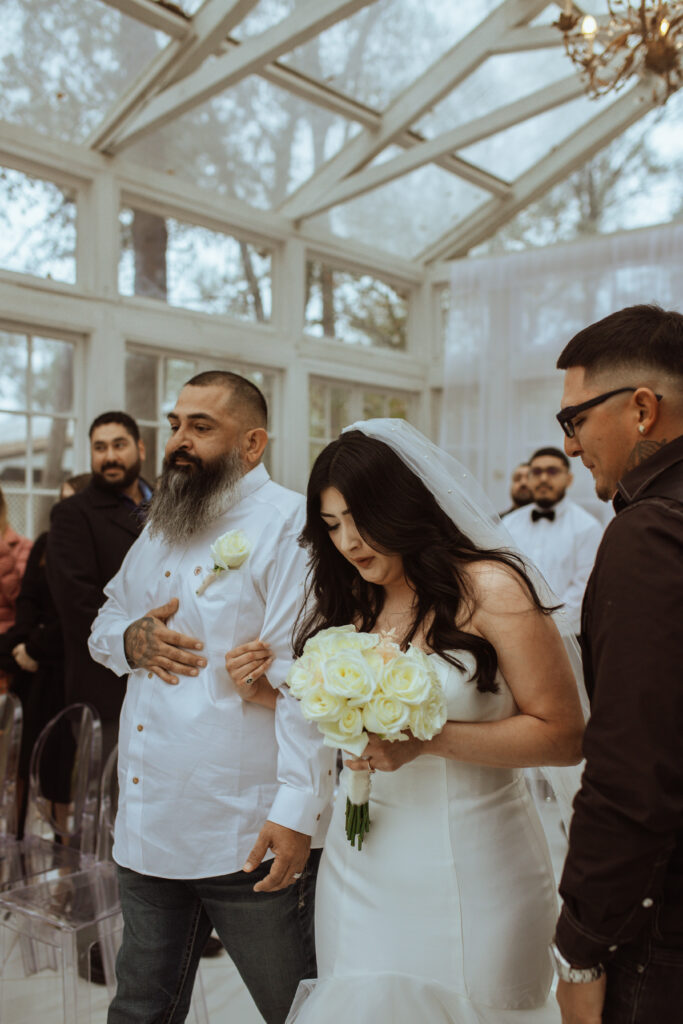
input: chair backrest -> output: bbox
[0,692,22,840]
[24,702,102,855]
[96,742,118,862]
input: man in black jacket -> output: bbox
[47,412,151,759]
[552,305,683,1023]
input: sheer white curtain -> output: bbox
[443,222,683,520]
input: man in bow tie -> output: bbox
[89,371,333,1024]
[503,446,602,634]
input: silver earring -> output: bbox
[638,424,646,435]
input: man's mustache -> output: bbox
[101,462,125,472]
[167,450,203,470]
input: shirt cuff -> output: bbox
[267,784,329,837]
[555,905,615,968]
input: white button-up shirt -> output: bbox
[89,464,334,879]
[504,498,603,634]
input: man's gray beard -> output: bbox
[147,449,243,545]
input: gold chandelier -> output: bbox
[556,2,683,101]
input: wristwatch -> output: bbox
[550,942,605,983]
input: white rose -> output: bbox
[286,653,323,698]
[380,652,433,706]
[305,625,380,658]
[211,530,250,570]
[322,650,378,706]
[362,695,411,737]
[299,687,347,723]
[320,707,367,756]
[408,690,448,741]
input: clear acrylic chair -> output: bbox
[0,691,22,889]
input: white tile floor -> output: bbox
[2,796,567,1023]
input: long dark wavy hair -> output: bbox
[294,431,556,694]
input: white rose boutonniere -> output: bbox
[196,530,251,596]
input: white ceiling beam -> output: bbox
[490,25,562,52]
[418,79,658,263]
[290,75,584,221]
[89,0,261,151]
[110,0,379,152]
[96,0,190,37]
[165,0,261,83]
[277,0,550,220]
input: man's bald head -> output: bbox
[185,370,267,428]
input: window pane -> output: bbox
[0,413,28,485]
[138,424,159,480]
[2,492,27,536]
[126,351,158,422]
[309,385,326,439]
[32,416,75,487]
[0,332,28,410]
[309,441,326,467]
[330,387,351,436]
[0,167,76,283]
[163,358,197,415]
[387,396,410,420]
[305,260,408,350]
[119,208,273,322]
[32,337,74,414]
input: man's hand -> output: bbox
[12,643,39,673]
[243,821,311,893]
[556,976,606,1023]
[124,598,206,685]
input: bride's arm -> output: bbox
[225,640,278,710]
[355,563,584,772]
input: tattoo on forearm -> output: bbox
[624,438,667,473]
[124,616,158,668]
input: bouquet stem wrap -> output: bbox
[343,767,372,849]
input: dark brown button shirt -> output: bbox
[555,434,683,966]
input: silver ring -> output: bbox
[245,676,254,685]
[292,872,302,879]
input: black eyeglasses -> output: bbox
[556,387,662,439]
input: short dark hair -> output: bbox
[184,370,267,427]
[89,411,140,442]
[557,304,683,377]
[530,447,569,469]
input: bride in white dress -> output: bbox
[229,420,585,1024]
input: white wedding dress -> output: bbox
[287,652,561,1024]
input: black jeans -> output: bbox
[603,935,683,1023]
[108,849,320,1024]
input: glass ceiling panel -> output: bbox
[278,0,504,109]
[459,91,620,181]
[307,164,490,257]
[472,95,683,255]
[0,0,166,144]
[175,0,204,13]
[413,49,580,139]
[231,0,297,41]
[125,76,361,209]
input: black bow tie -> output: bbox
[531,508,555,523]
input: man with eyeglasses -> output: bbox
[550,304,683,1024]
[503,446,602,634]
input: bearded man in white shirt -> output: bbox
[503,446,603,635]
[89,371,334,1024]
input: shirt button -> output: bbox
[194,566,202,576]
[147,672,153,679]
[609,945,618,952]
[132,777,139,784]
[137,724,143,732]
[164,570,171,577]
[637,964,645,973]
[316,814,321,821]
[642,898,653,908]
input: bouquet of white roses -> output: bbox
[286,624,447,850]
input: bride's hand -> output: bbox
[345,733,424,773]
[225,640,276,708]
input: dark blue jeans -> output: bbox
[603,935,683,1023]
[108,850,320,1024]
